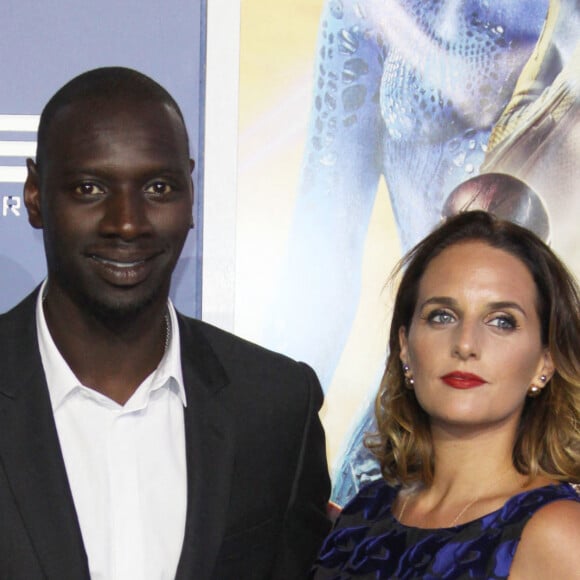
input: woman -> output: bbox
[311,210,580,578]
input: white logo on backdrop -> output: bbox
[2,195,21,217]
[0,115,39,217]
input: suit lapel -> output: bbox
[175,316,236,580]
[0,292,90,579]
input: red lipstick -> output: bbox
[441,372,487,389]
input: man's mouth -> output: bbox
[91,256,147,268]
[88,252,159,286]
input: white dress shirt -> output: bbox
[36,284,188,580]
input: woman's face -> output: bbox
[399,240,553,433]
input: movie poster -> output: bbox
[235,0,580,505]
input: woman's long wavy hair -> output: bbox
[366,210,580,486]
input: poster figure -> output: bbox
[257,0,555,505]
[482,0,580,276]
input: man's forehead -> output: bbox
[38,97,191,177]
[50,96,181,129]
[43,97,190,158]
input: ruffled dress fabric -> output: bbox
[310,480,579,579]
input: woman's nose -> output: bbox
[452,321,480,360]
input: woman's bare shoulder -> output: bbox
[509,497,580,579]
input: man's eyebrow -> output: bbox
[58,164,188,177]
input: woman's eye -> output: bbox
[145,181,173,195]
[427,309,455,324]
[488,315,517,330]
[75,183,104,196]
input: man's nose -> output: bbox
[99,190,152,239]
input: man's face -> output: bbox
[25,97,194,320]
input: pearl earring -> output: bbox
[402,363,414,387]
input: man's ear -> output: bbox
[23,158,43,229]
[188,158,195,228]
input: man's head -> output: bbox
[35,67,191,174]
[24,67,194,323]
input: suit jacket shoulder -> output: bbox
[0,289,90,579]
[178,313,321,403]
[175,312,331,580]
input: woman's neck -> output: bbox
[396,423,555,528]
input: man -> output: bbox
[0,67,330,579]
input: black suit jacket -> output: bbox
[0,291,331,579]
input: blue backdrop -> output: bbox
[0,0,205,315]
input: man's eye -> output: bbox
[427,309,455,324]
[75,183,104,196]
[145,181,173,195]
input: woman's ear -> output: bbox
[399,326,408,364]
[539,348,555,384]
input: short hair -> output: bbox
[35,66,189,171]
[367,210,580,486]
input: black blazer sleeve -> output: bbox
[270,363,332,579]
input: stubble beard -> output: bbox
[81,280,170,330]
[51,266,171,331]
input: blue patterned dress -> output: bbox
[310,479,579,579]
